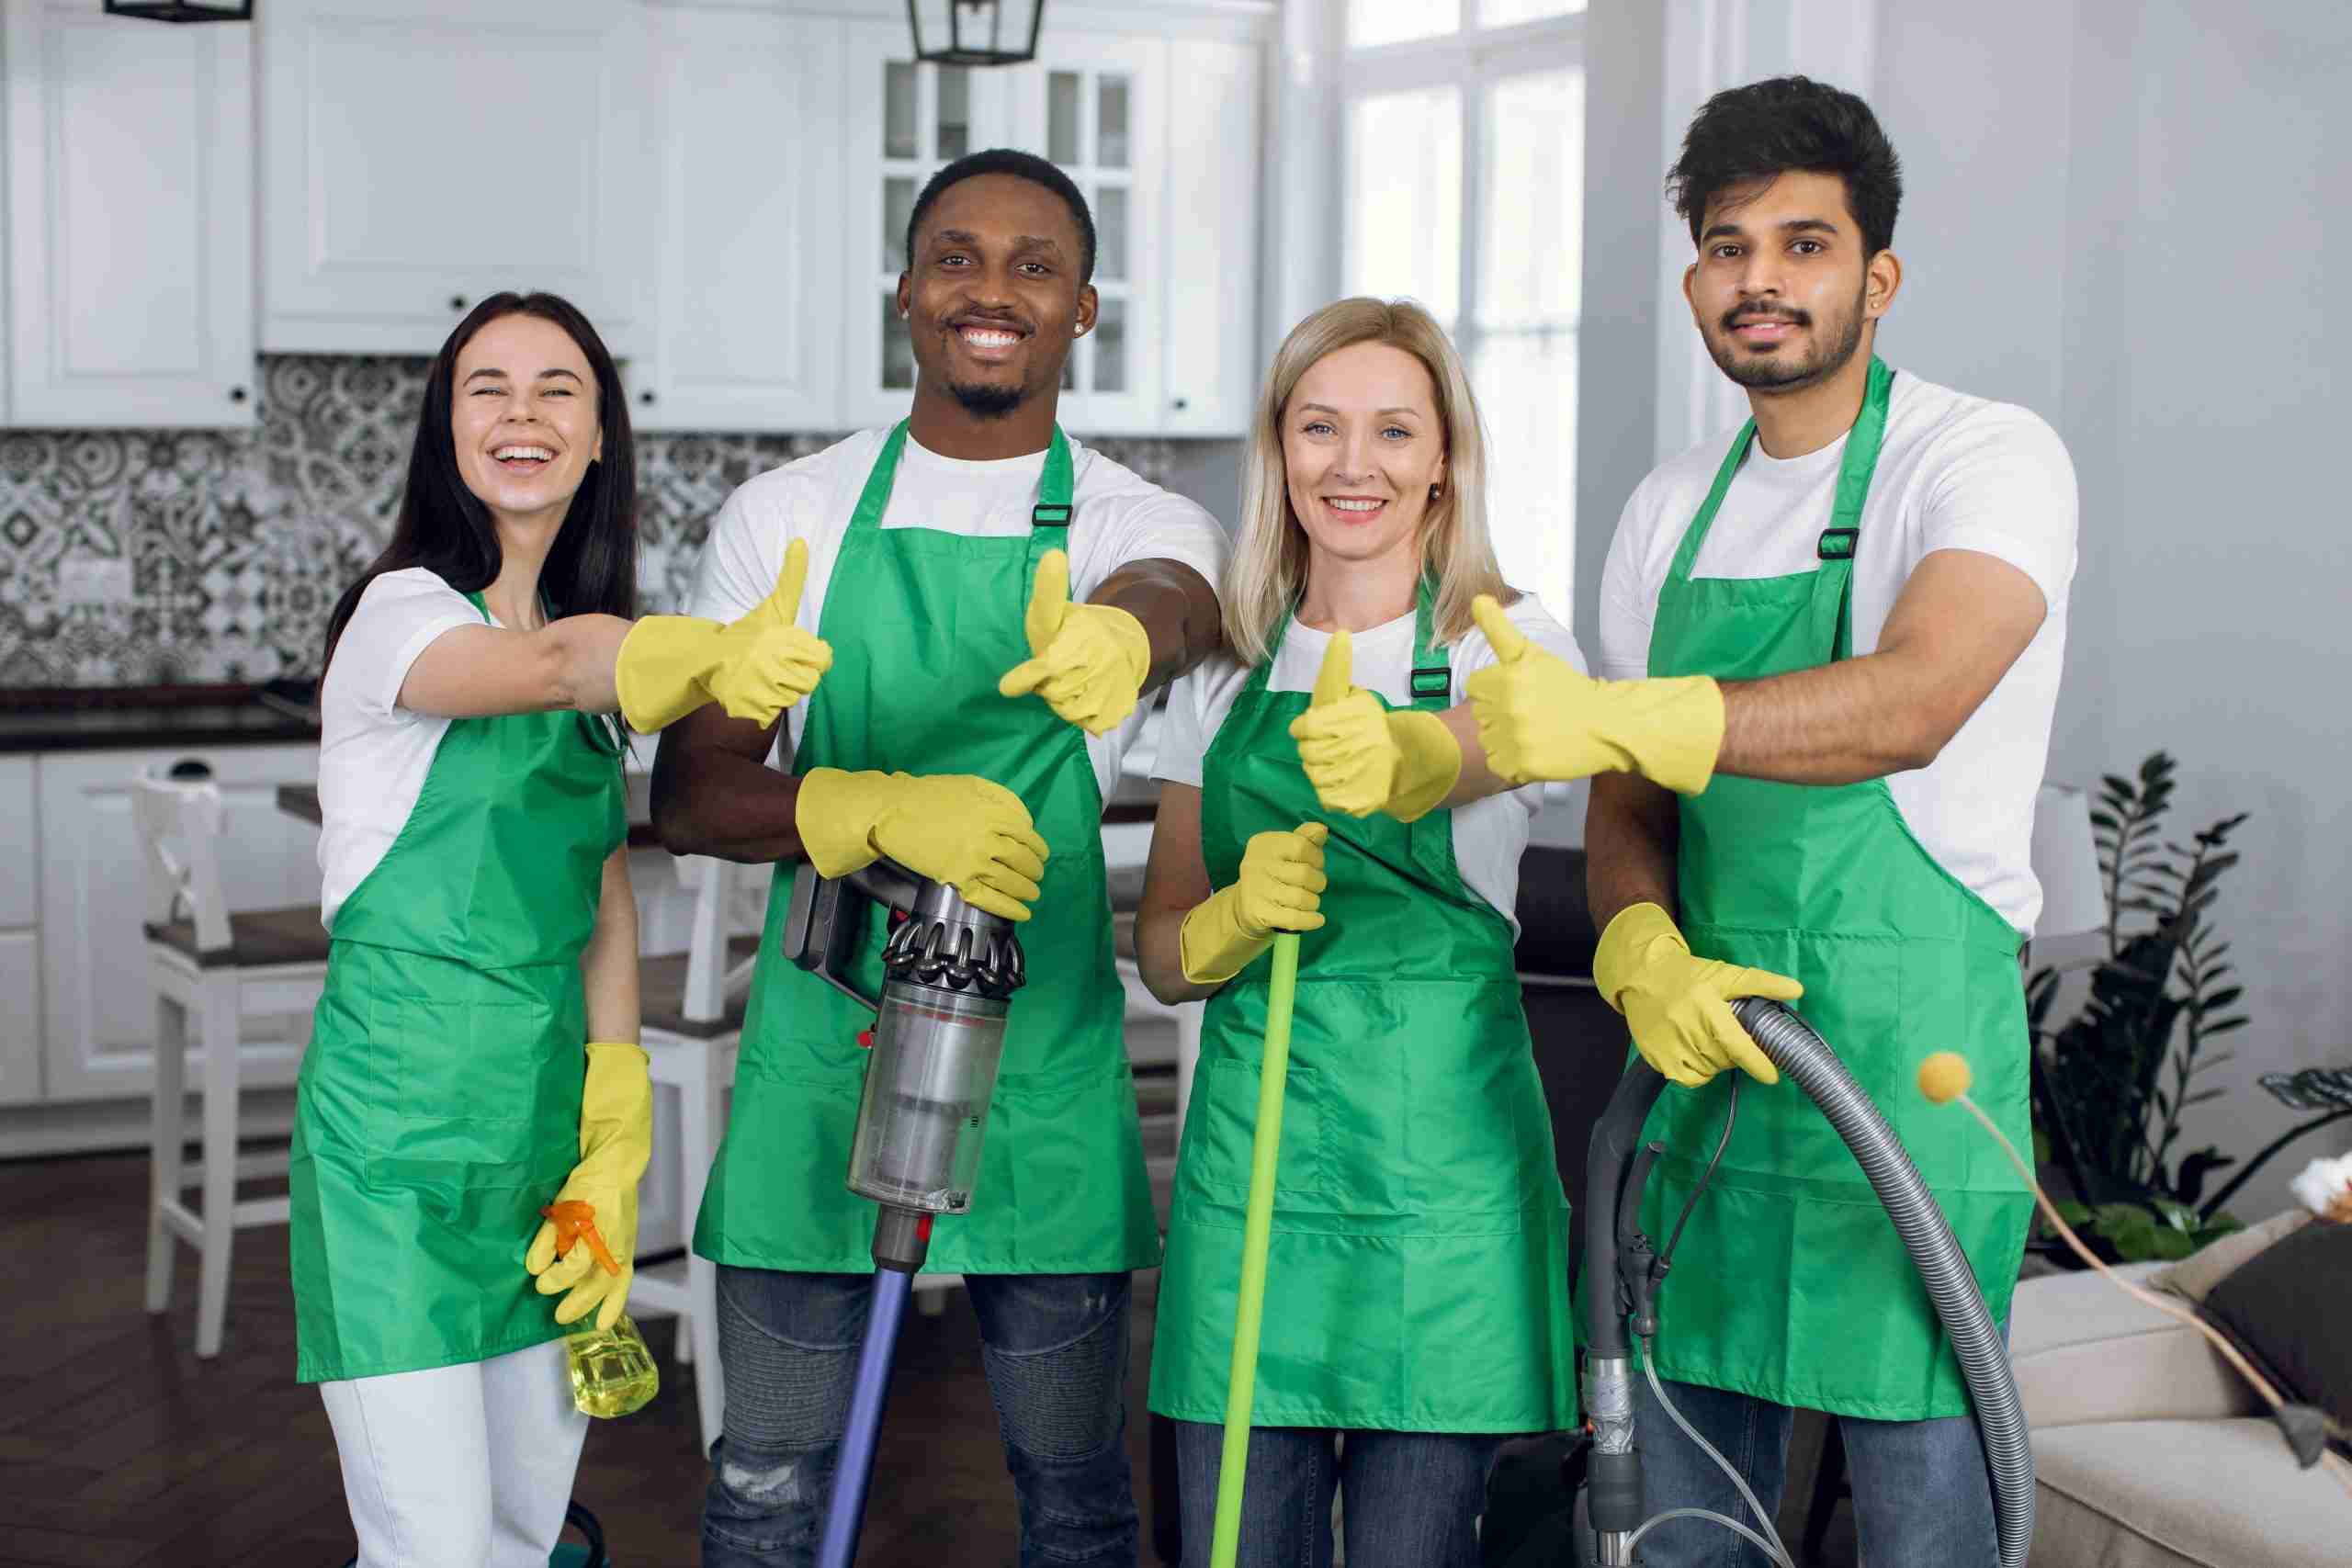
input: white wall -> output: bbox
[1874,0,2352,1220]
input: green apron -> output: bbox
[1148,586,1577,1433]
[290,592,627,1384]
[1636,357,2034,1421]
[693,423,1160,1276]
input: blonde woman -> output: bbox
[1136,298,1581,1564]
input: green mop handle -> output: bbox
[1208,931,1301,1568]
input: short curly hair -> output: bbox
[1668,75,1903,257]
[907,148,1096,284]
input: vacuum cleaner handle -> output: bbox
[1581,1059,1668,1359]
[782,858,927,1012]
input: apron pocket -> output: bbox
[367,958,583,1168]
[1183,1058,1330,1206]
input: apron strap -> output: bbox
[1408,575,1450,711]
[1660,356,1897,664]
[1022,427,1078,586]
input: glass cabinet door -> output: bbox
[842,24,1015,428]
[1003,37,1165,435]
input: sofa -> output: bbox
[2007,1213,2351,1567]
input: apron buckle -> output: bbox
[1409,664,1452,700]
[1816,527,1859,560]
[1031,502,1072,526]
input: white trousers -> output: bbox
[320,1339,589,1568]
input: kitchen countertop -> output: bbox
[0,683,320,753]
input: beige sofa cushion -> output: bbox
[2009,1264,2259,1427]
[2033,1417,2352,1568]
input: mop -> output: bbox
[1208,929,1303,1568]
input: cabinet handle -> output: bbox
[167,759,213,781]
[1171,397,1189,412]
[639,389,656,405]
[450,295,469,310]
[229,387,248,403]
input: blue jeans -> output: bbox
[1170,1419,1502,1568]
[1630,1373,1998,1568]
[701,1267,1138,1567]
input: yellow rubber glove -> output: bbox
[1593,903,1801,1088]
[525,1041,652,1331]
[997,549,1152,736]
[1178,823,1330,985]
[1462,594,1725,795]
[1286,629,1463,822]
[797,767,1050,922]
[614,537,833,734]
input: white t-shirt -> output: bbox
[314,568,488,929]
[1598,368,2078,936]
[690,428,1229,799]
[1151,595,1585,937]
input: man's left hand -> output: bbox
[998,549,1152,735]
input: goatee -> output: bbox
[1708,282,1867,393]
[949,380,1027,419]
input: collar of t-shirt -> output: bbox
[1273,607,1419,694]
[883,433,1064,535]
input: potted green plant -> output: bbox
[2028,752,2352,1263]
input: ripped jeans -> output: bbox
[701,1267,1138,1567]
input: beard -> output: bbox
[946,378,1028,419]
[1705,278,1868,392]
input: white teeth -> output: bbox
[1328,498,1383,513]
[493,445,555,461]
[962,328,1019,347]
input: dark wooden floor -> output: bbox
[0,1148,1168,1568]
[2,1147,1860,1568]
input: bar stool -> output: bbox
[131,767,331,1358]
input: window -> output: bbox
[1339,2,1585,626]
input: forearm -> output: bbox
[1091,558,1223,697]
[649,705,808,863]
[1713,651,1950,785]
[1136,903,1221,1006]
[1433,703,1513,810]
[1585,772,1680,934]
[579,852,640,1043]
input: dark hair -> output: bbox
[321,291,639,679]
[1667,75,1903,258]
[906,147,1096,283]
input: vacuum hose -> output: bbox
[1724,999,2033,1568]
[1582,1001,2032,1568]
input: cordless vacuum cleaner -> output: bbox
[781,857,1028,1568]
[1573,998,2033,1568]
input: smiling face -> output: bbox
[449,312,604,529]
[898,172,1093,421]
[1281,340,1447,571]
[1684,168,1887,392]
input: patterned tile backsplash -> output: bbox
[0,355,1188,689]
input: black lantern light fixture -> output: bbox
[907,0,1046,68]
[102,1,253,20]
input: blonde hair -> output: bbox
[1223,297,1514,668]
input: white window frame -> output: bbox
[1335,6,1586,356]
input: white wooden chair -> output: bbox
[131,767,331,1358]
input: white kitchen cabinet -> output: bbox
[257,0,655,358]
[3,0,256,428]
[0,756,38,1107]
[631,6,849,434]
[1158,36,1262,436]
[37,744,319,1106]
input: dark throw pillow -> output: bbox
[2200,1219,2352,1451]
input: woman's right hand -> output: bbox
[1230,823,1331,938]
[1177,822,1329,985]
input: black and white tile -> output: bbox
[0,355,1181,688]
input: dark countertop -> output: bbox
[0,689,320,753]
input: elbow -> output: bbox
[1886,715,1958,774]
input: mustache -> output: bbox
[946,311,1035,336]
[1722,305,1811,331]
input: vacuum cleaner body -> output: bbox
[784,858,1029,1567]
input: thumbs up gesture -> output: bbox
[1286,629,1463,822]
[1462,593,1724,793]
[704,536,834,728]
[997,549,1152,736]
